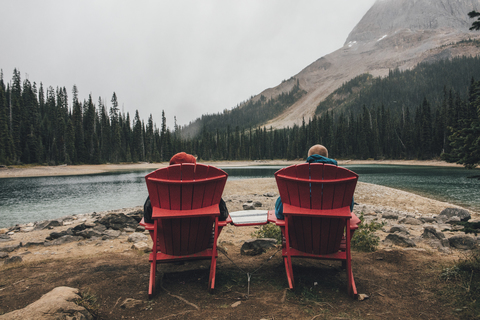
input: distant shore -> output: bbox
[0,159,464,179]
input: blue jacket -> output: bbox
[274,155,354,219]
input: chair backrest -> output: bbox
[145,163,228,255]
[275,163,358,254]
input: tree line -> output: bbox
[1,59,479,168]
[0,69,178,165]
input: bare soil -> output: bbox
[0,241,463,320]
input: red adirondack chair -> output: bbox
[267,163,360,298]
[140,163,229,297]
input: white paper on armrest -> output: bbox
[229,210,268,225]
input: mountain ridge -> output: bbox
[253,0,480,129]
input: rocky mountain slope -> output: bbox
[259,0,480,129]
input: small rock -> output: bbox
[242,203,255,210]
[0,252,8,259]
[400,217,422,225]
[357,293,369,301]
[21,226,35,232]
[241,238,277,256]
[382,213,398,220]
[420,217,436,223]
[263,192,276,197]
[231,301,242,308]
[253,201,262,208]
[120,298,144,309]
[4,255,22,265]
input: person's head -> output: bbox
[169,152,197,165]
[308,144,328,158]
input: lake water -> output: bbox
[0,165,478,228]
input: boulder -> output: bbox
[0,243,21,253]
[24,241,45,248]
[240,238,277,256]
[421,226,445,240]
[76,229,103,239]
[3,256,22,265]
[44,235,83,246]
[128,233,149,243]
[0,286,92,320]
[97,213,137,230]
[384,233,416,247]
[102,229,121,240]
[131,242,151,252]
[34,219,62,231]
[388,225,409,234]
[420,217,436,223]
[439,208,471,222]
[449,235,477,250]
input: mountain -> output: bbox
[260,0,480,129]
[182,0,480,136]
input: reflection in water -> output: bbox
[0,165,478,228]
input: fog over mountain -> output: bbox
[250,0,480,129]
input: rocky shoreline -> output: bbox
[1,180,479,267]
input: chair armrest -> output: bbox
[350,212,361,231]
[152,204,220,218]
[267,210,285,227]
[139,218,155,230]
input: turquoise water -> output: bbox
[0,165,478,228]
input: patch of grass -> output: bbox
[251,223,282,243]
[75,289,99,319]
[351,213,384,252]
[439,249,480,318]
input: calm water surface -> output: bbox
[0,165,478,228]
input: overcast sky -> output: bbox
[0,0,376,127]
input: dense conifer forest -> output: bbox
[0,55,479,168]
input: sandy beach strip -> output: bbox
[0,159,464,179]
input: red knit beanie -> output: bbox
[169,152,197,165]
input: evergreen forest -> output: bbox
[0,55,479,168]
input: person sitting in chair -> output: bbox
[143,152,229,223]
[274,144,355,220]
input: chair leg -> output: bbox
[149,260,156,299]
[284,256,294,289]
[346,259,357,298]
[208,255,217,293]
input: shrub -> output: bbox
[440,249,480,318]
[351,213,384,252]
[252,223,282,243]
